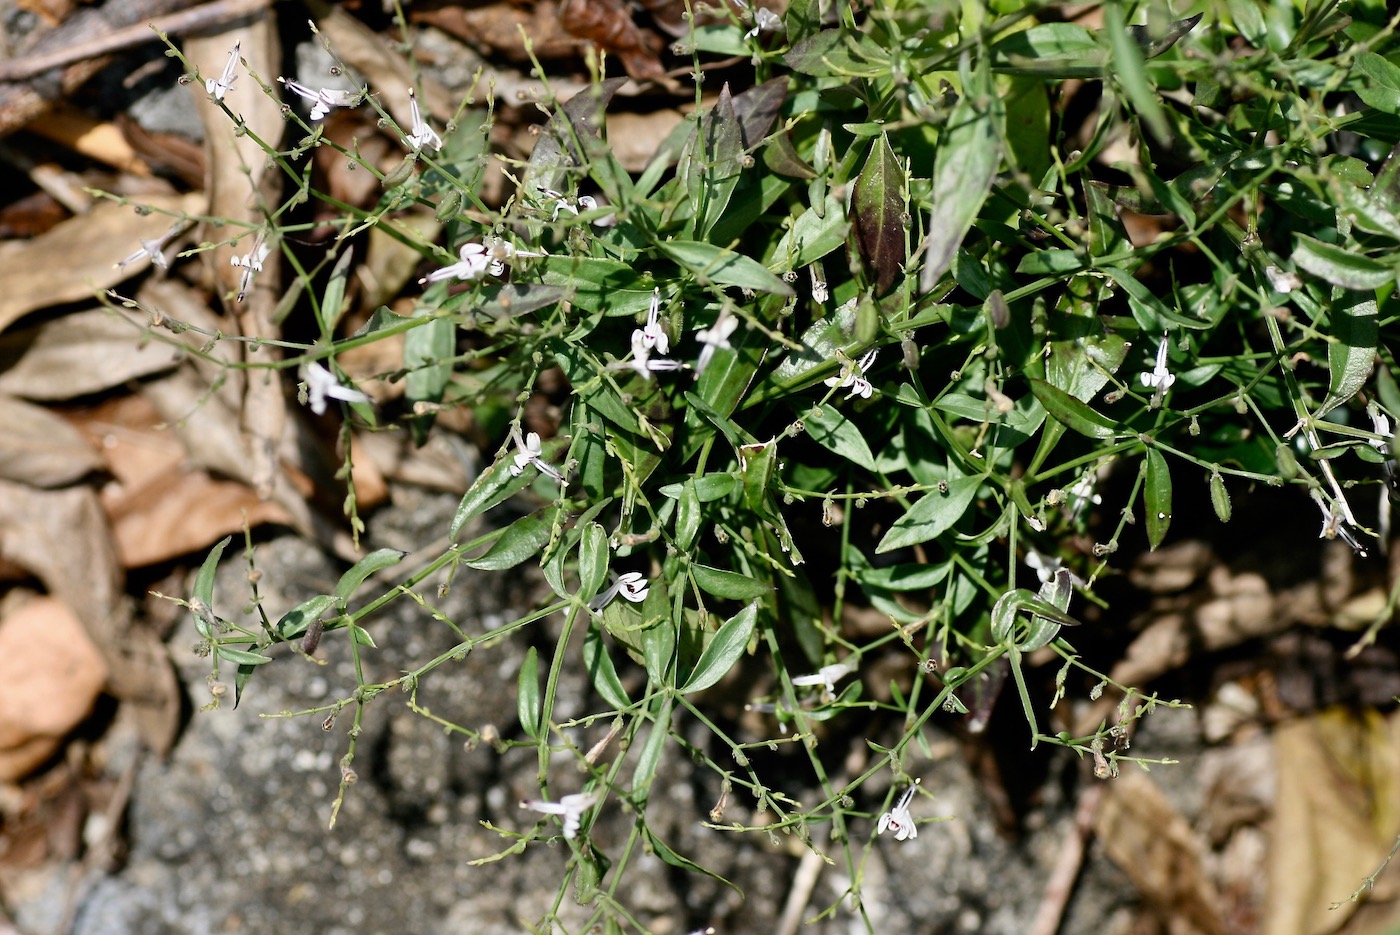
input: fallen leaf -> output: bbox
[560,0,665,80]
[0,193,201,334]
[1265,709,1400,935]
[1096,769,1229,935]
[0,307,184,400]
[411,0,579,63]
[72,393,291,568]
[0,395,102,487]
[0,596,108,781]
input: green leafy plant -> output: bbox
[141,0,1400,927]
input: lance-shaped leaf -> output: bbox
[524,78,627,196]
[681,601,759,693]
[876,475,982,553]
[1318,290,1379,419]
[1293,234,1396,290]
[681,84,744,239]
[1143,447,1172,550]
[517,646,542,740]
[852,133,904,295]
[1028,378,1120,439]
[921,54,1004,293]
[658,240,793,295]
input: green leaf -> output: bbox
[1292,235,1395,290]
[583,622,632,709]
[1320,291,1379,417]
[191,535,231,637]
[990,23,1106,77]
[1028,378,1120,439]
[804,405,877,471]
[464,509,554,571]
[334,548,405,604]
[577,523,610,601]
[660,474,736,502]
[920,54,1003,292]
[275,594,339,640]
[876,475,981,553]
[1100,266,1212,330]
[689,564,772,602]
[318,245,354,336]
[783,29,891,78]
[1105,3,1169,142]
[524,78,626,196]
[536,255,653,316]
[404,311,453,410]
[215,645,273,666]
[630,695,673,802]
[771,194,848,268]
[1143,448,1172,550]
[517,646,542,740]
[685,85,744,239]
[450,463,537,540]
[640,824,742,896]
[852,133,904,294]
[674,480,702,552]
[657,241,794,296]
[350,624,377,648]
[1356,52,1400,114]
[681,602,759,693]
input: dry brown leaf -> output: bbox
[1265,710,1400,935]
[73,393,291,568]
[0,479,121,647]
[606,109,686,171]
[26,102,150,175]
[0,192,201,334]
[0,595,108,781]
[561,0,666,80]
[0,307,185,401]
[412,1,580,63]
[0,395,102,487]
[1096,769,1229,935]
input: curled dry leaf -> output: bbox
[0,596,108,781]
[76,393,292,568]
[560,0,666,80]
[0,307,185,401]
[0,192,202,335]
[0,394,103,487]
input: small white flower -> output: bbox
[1369,403,1393,454]
[1024,549,1085,588]
[116,223,182,271]
[589,571,651,612]
[1264,264,1302,295]
[1139,332,1175,407]
[745,6,783,39]
[278,77,359,121]
[205,43,240,101]
[509,427,564,483]
[876,781,919,842]
[1065,473,1102,520]
[624,330,687,381]
[639,289,670,354]
[1312,488,1368,556]
[302,362,371,415]
[420,243,492,284]
[695,312,739,376]
[809,265,828,303]
[230,233,272,302]
[791,662,852,700]
[824,348,878,400]
[402,88,442,153]
[520,790,601,840]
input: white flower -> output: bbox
[116,223,182,271]
[205,43,239,101]
[624,330,687,381]
[791,662,852,700]
[1312,488,1368,556]
[745,6,783,38]
[1139,332,1175,407]
[1264,264,1302,295]
[638,289,670,354]
[302,362,371,415]
[824,348,877,400]
[509,427,564,483]
[1024,549,1085,588]
[420,243,493,284]
[695,311,739,376]
[402,88,441,153]
[809,265,828,303]
[520,790,601,840]
[230,233,272,302]
[278,77,360,121]
[589,571,650,612]
[1369,403,1393,454]
[876,782,919,841]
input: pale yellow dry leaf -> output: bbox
[0,308,184,400]
[0,193,202,334]
[0,395,103,487]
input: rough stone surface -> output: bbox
[48,488,1141,933]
